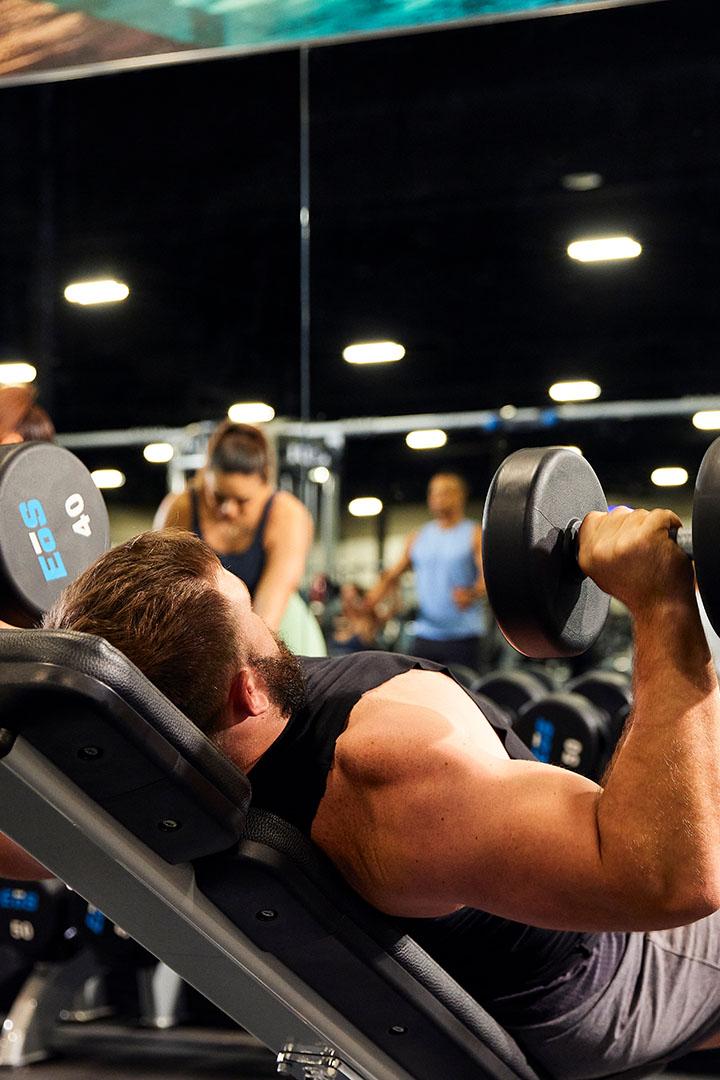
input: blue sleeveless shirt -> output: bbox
[411,519,485,640]
[189,489,275,596]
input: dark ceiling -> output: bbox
[1,0,719,508]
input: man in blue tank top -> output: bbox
[365,472,485,669]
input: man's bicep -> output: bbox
[375,754,638,931]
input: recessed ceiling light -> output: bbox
[143,442,174,464]
[309,466,330,484]
[567,237,642,263]
[406,429,447,450]
[348,497,383,517]
[548,380,601,403]
[342,342,405,365]
[692,411,720,431]
[651,467,688,488]
[0,362,37,385]
[561,172,604,192]
[64,279,130,305]
[91,468,126,490]
[227,402,275,424]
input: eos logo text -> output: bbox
[18,499,68,583]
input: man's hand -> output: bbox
[452,586,477,610]
[578,507,695,615]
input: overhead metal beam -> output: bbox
[56,396,720,451]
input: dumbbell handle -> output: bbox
[567,520,694,560]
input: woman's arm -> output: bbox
[253,493,314,631]
[153,490,192,531]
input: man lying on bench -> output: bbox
[2,513,720,1079]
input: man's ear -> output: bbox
[228,665,271,720]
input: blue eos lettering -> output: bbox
[19,499,46,530]
[18,499,68,583]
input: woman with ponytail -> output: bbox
[154,420,326,655]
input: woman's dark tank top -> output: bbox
[189,489,275,595]
[248,651,626,1022]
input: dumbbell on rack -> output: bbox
[513,669,632,782]
[472,669,549,728]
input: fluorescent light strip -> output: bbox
[64,280,130,305]
[693,411,720,431]
[0,362,36,385]
[348,497,383,517]
[567,237,642,263]
[343,342,405,365]
[406,429,447,450]
[143,442,174,464]
[548,380,601,403]
[651,467,688,488]
[227,402,275,424]
[91,468,126,490]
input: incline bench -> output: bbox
[0,628,556,1080]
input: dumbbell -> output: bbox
[514,692,610,780]
[472,669,549,727]
[0,879,81,963]
[566,669,632,756]
[0,442,110,626]
[514,669,632,780]
[481,437,720,658]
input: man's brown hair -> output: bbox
[43,530,241,734]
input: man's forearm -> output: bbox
[597,602,720,919]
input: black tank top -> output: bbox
[189,489,275,595]
[248,652,622,1016]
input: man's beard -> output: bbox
[248,634,306,718]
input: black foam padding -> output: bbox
[0,630,250,862]
[483,447,610,659]
[196,809,546,1080]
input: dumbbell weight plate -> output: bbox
[515,692,608,780]
[693,436,720,638]
[0,878,81,961]
[0,442,110,622]
[472,670,548,726]
[482,447,611,659]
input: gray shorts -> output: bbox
[506,910,720,1079]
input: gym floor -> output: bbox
[0,1066,712,1079]
[3,1054,719,1079]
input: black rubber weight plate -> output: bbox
[693,435,720,639]
[482,447,610,658]
[0,442,110,617]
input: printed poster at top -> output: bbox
[1,0,637,81]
